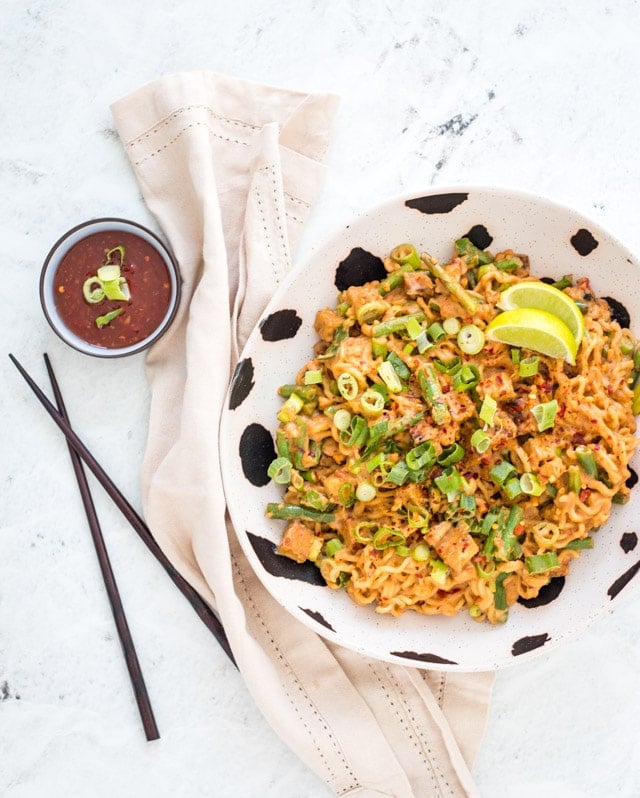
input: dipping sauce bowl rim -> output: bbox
[40,217,182,358]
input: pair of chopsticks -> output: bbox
[9,353,235,741]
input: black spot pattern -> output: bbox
[570,228,599,256]
[405,193,469,215]
[608,558,640,599]
[260,309,302,341]
[247,532,326,585]
[625,467,638,490]
[301,607,335,631]
[228,357,255,410]
[335,247,387,291]
[390,650,458,666]
[539,276,556,285]
[602,297,631,329]
[239,423,276,487]
[518,577,565,608]
[511,633,550,657]
[620,532,638,553]
[462,224,493,250]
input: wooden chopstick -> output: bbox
[9,354,236,667]
[43,353,160,742]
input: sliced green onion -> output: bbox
[459,493,477,515]
[490,459,517,486]
[568,466,582,493]
[337,372,359,401]
[377,360,403,393]
[304,369,323,385]
[503,477,523,500]
[386,351,410,380]
[360,388,385,417]
[405,315,424,340]
[406,504,430,527]
[565,537,594,550]
[433,357,462,375]
[386,460,410,486]
[470,428,491,453]
[355,482,376,503]
[518,356,539,377]
[443,317,461,335]
[366,452,386,473]
[371,339,388,359]
[267,457,292,484]
[372,527,405,550]
[427,321,446,342]
[356,301,387,325]
[104,245,125,268]
[415,330,432,354]
[429,558,449,586]
[479,394,497,425]
[457,324,485,355]
[337,482,355,506]
[519,472,543,496]
[95,308,124,328]
[391,243,422,268]
[277,392,304,423]
[437,443,465,467]
[395,545,411,558]
[325,538,344,557]
[406,441,436,471]
[531,400,559,432]
[525,552,559,574]
[333,408,352,431]
[452,364,480,392]
[340,415,369,448]
[412,543,431,562]
[82,277,105,304]
[510,348,521,364]
[434,466,463,501]
[97,264,121,283]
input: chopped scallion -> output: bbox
[525,552,559,574]
[531,399,559,432]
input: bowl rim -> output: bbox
[39,216,182,358]
[221,183,640,671]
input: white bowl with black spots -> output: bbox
[220,185,640,671]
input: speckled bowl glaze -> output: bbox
[220,186,640,671]
[40,217,181,358]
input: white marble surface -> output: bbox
[3,1,640,796]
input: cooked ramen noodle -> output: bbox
[266,238,640,622]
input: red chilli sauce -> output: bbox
[53,230,171,348]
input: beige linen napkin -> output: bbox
[111,71,494,798]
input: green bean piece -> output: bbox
[575,446,598,477]
[372,311,426,338]
[266,503,336,523]
[454,237,493,267]
[417,364,451,426]
[419,252,480,315]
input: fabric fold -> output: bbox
[111,70,493,798]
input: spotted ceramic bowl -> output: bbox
[220,186,640,671]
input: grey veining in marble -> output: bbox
[2,1,640,796]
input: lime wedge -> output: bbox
[497,281,584,344]
[486,308,578,364]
